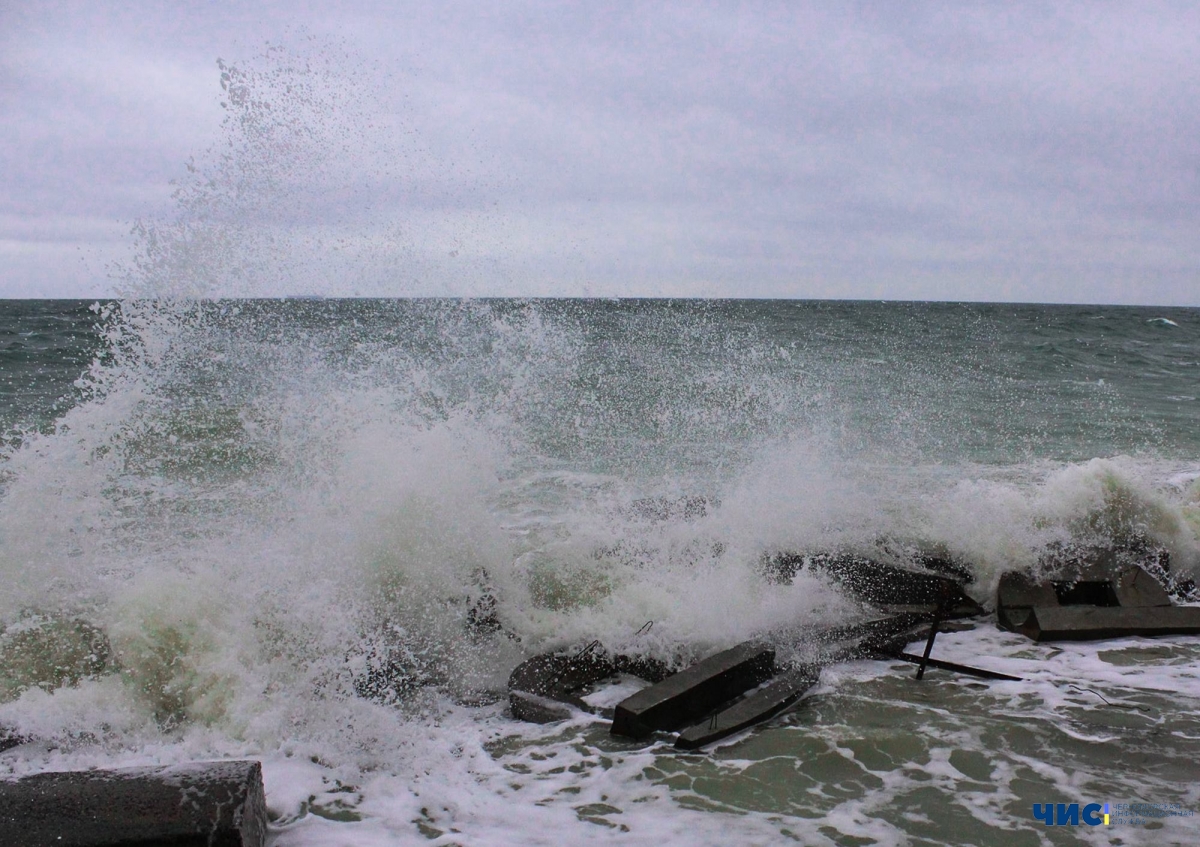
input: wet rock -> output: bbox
[910,553,975,584]
[0,760,267,847]
[506,646,677,725]
[465,591,503,639]
[611,653,673,683]
[508,649,617,718]
[1040,537,1196,601]
[763,552,983,617]
[509,690,578,723]
[674,664,821,751]
[873,539,976,583]
[0,726,26,753]
[1041,536,1170,574]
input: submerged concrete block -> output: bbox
[0,759,267,847]
[611,641,775,739]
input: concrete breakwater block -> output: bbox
[611,641,775,739]
[1015,605,1200,642]
[675,664,821,751]
[998,563,1200,642]
[0,760,267,847]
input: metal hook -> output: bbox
[573,639,601,660]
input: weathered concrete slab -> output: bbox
[998,559,1195,642]
[1017,605,1200,642]
[611,641,775,739]
[0,760,267,847]
[674,665,819,750]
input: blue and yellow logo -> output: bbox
[1032,803,1108,826]
[1036,801,1195,826]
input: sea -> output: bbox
[1,296,1199,845]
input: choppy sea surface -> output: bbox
[1,297,1199,845]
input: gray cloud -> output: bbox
[1,1,1197,302]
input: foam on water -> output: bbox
[2,38,1200,846]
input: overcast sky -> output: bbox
[2,1,1198,303]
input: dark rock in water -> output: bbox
[466,591,503,638]
[912,554,975,584]
[0,760,267,847]
[509,690,579,724]
[508,650,617,717]
[611,641,775,739]
[1041,537,1170,575]
[510,615,949,747]
[506,648,675,723]
[0,727,26,753]
[1172,576,1199,602]
[817,613,940,660]
[1042,537,1199,602]
[1011,605,1200,642]
[764,552,983,617]
[612,653,673,683]
[348,569,510,705]
[463,568,513,641]
[873,539,977,584]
